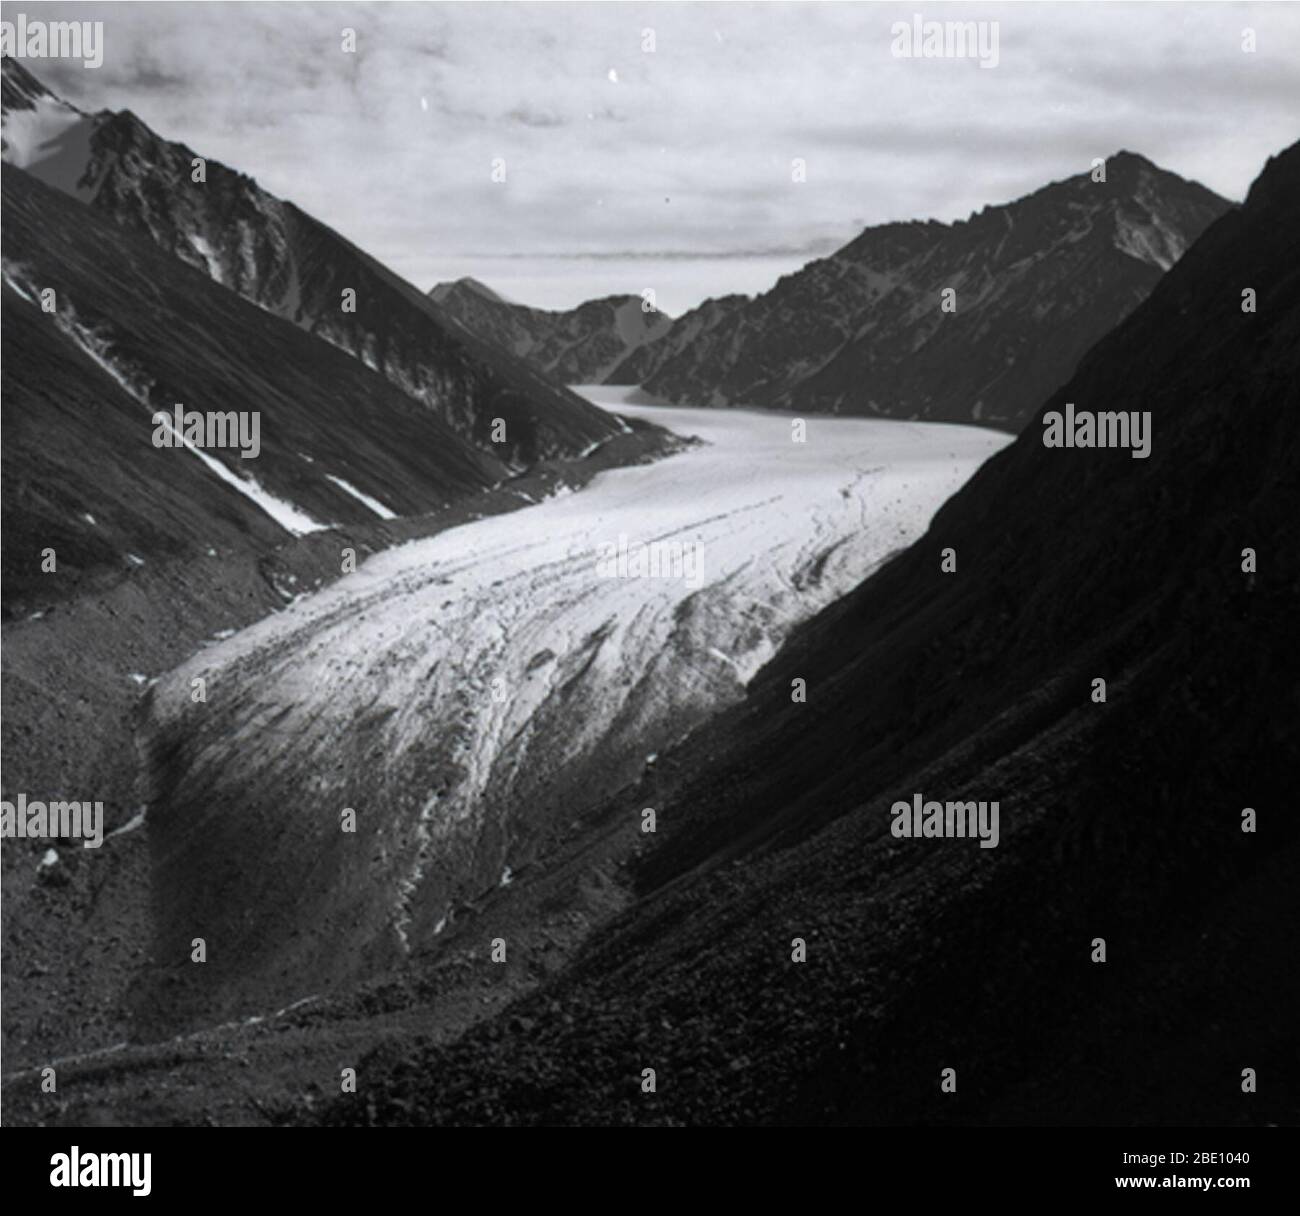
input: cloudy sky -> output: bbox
[23,1,1300,315]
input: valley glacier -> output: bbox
[143,390,1010,1009]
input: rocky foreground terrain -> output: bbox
[308,141,1298,1126]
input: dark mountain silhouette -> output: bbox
[2,162,509,614]
[1,59,626,467]
[429,278,673,384]
[633,153,1230,430]
[321,141,1299,1125]
[606,293,749,387]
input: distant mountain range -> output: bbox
[606,293,748,387]
[429,278,673,385]
[437,153,1230,432]
[1,59,624,467]
[324,141,1300,1125]
[632,152,1230,428]
[4,60,1231,447]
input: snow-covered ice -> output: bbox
[153,393,1009,950]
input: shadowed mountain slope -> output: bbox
[429,278,673,384]
[2,162,508,615]
[1,58,627,466]
[605,293,749,387]
[323,141,1299,1126]
[636,153,1230,431]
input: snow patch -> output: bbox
[325,474,397,520]
[1113,207,1183,272]
[106,807,148,839]
[185,232,226,285]
[2,267,37,303]
[154,415,330,536]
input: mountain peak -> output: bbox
[429,276,511,305]
[3,68,626,463]
[430,280,676,382]
[636,156,1231,427]
[1,59,93,185]
[1,57,63,111]
[1107,148,1156,168]
[1246,139,1300,207]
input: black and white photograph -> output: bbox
[1,0,1296,1186]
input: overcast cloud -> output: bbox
[19,1,1300,314]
